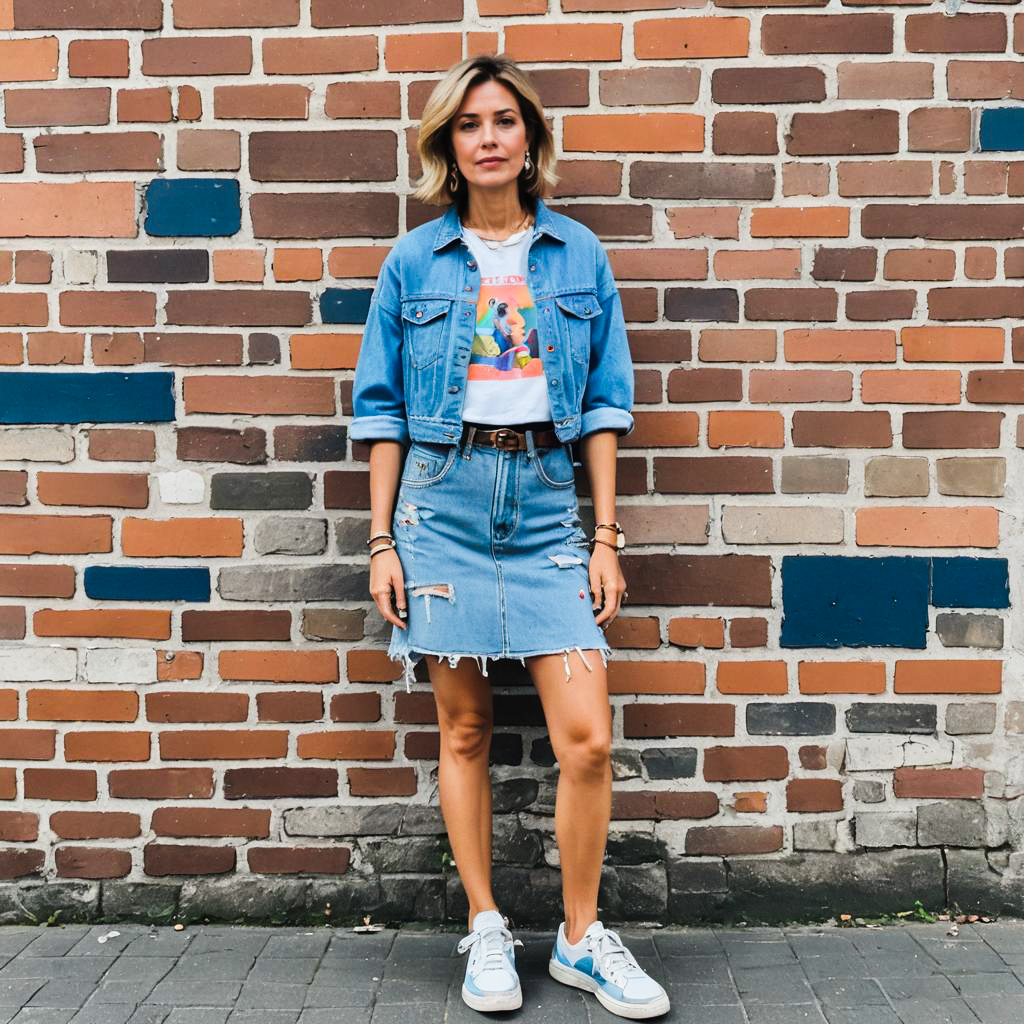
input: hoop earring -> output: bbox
[448,164,459,192]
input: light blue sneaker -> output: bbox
[549,919,670,1019]
[456,909,524,1012]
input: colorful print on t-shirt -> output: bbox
[469,274,543,382]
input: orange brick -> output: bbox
[297,730,396,760]
[121,518,244,557]
[626,411,698,447]
[893,659,1001,694]
[156,651,204,681]
[505,22,622,62]
[183,375,335,414]
[856,507,998,548]
[0,37,59,83]
[564,113,702,153]
[159,730,288,760]
[273,248,322,282]
[668,617,725,650]
[213,84,309,120]
[384,31,461,73]
[606,660,706,695]
[0,183,135,238]
[860,369,961,404]
[716,661,788,695]
[36,472,148,508]
[733,791,767,813]
[213,249,264,283]
[27,690,138,723]
[0,514,112,555]
[64,731,150,762]
[751,207,850,238]
[290,333,360,370]
[635,16,749,59]
[34,609,170,640]
[798,661,886,694]
[218,650,339,685]
[902,326,1004,362]
[785,329,897,362]
[708,410,785,448]
[27,332,84,365]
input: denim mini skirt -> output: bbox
[387,427,612,692]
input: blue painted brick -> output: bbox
[780,555,929,649]
[320,288,373,325]
[144,178,241,237]
[0,372,175,424]
[931,557,1009,609]
[84,567,210,602]
[979,108,1024,152]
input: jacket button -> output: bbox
[448,385,459,393]
[583,306,591,314]
[464,285,472,292]
[546,344,554,352]
[415,310,423,318]
[529,264,536,272]
[551,379,559,387]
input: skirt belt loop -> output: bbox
[524,428,537,460]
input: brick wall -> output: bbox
[1,0,1023,925]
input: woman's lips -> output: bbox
[477,158,505,165]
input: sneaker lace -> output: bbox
[591,928,646,989]
[456,921,524,971]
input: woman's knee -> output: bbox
[557,729,612,778]
[440,710,493,760]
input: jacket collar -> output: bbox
[431,195,565,252]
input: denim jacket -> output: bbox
[350,196,634,447]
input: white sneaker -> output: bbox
[549,919,670,1019]
[456,908,524,1012]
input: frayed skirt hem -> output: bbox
[387,644,612,693]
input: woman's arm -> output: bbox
[580,428,626,629]
[367,439,407,630]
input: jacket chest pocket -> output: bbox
[554,291,601,367]
[401,298,452,368]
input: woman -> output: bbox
[350,55,670,1020]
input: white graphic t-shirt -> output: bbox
[460,222,553,425]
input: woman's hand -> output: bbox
[589,544,626,629]
[370,548,407,630]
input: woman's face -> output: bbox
[449,78,531,195]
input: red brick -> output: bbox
[893,767,984,799]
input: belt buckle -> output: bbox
[493,428,519,450]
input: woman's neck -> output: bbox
[461,189,532,238]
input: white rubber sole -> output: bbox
[548,957,671,1020]
[461,980,523,1013]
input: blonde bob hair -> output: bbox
[412,55,558,212]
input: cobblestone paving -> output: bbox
[1,920,1023,1023]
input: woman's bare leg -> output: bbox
[526,649,612,946]
[427,654,498,929]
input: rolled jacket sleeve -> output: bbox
[350,249,410,446]
[580,244,635,439]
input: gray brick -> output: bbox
[846,703,937,734]
[793,820,837,852]
[852,780,886,803]
[854,811,917,849]
[218,565,368,603]
[917,801,987,847]
[253,518,327,556]
[936,612,1004,650]
[945,702,997,736]
[746,702,836,736]
[210,473,313,510]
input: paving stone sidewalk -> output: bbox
[1,919,1024,1024]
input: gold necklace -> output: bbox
[464,209,532,242]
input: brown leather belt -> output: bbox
[462,422,561,451]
